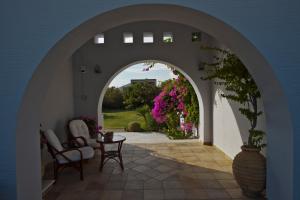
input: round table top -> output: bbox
[97,134,126,144]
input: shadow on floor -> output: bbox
[44,142,265,200]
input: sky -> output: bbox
[109,62,178,87]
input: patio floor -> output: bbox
[44,133,265,200]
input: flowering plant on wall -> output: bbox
[151,71,199,138]
[80,116,102,137]
[201,47,265,149]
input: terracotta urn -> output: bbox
[232,145,266,197]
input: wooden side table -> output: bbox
[97,134,126,171]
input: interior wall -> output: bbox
[212,85,267,158]
[72,21,214,143]
[40,58,75,163]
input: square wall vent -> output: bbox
[143,32,154,43]
[163,32,173,43]
[123,32,133,43]
[94,34,104,44]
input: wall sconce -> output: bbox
[192,32,202,42]
[80,65,87,73]
[94,64,102,74]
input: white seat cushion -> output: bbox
[87,138,100,148]
[57,146,95,164]
[44,129,63,152]
[69,120,91,146]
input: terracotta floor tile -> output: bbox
[144,179,163,189]
[99,190,123,200]
[105,181,126,190]
[163,180,183,189]
[44,142,264,200]
[200,180,224,189]
[124,180,144,190]
[226,188,244,198]
[155,164,172,173]
[185,189,209,199]
[144,189,164,200]
[218,179,239,189]
[164,189,186,199]
[205,189,231,199]
[213,172,234,180]
[122,189,144,200]
[133,165,151,173]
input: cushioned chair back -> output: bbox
[44,129,64,152]
[69,120,90,140]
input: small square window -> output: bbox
[163,32,173,43]
[123,32,133,44]
[94,34,104,44]
[192,32,202,42]
[143,32,154,43]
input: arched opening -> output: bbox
[97,60,205,140]
[16,4,292,199]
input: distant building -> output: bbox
[131,79,156,85]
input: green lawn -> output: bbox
[103,110,145,129]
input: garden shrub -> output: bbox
[127,121,142,132]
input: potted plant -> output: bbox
[202,47,266,197]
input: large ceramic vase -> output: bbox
[232,145,266,197]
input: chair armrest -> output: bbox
[54,148,83,162]
[72,136,88,147]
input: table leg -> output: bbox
[118,141,124,170]
[99,143,105,172]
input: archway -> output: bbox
[16,4,292,199]
[97,60,205,140]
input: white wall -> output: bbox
[40,58,75,163]
[212,85,267,159]
[72,21,215,143]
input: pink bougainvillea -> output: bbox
[151,76,190,129]
[149,70,199,138]
[182,122,193,132]
[151,92,167,123]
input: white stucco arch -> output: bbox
[16,4,293,199]
[97,59,205,138]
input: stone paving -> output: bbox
[115,132,199,144]
[44,133,265,200]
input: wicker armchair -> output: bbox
[68,119,103,149]
[41,129,94,181]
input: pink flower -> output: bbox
[181,122,193,132]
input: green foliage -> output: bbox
[103,110,145,129]
[202,47,265,149]
[103,87,124,109]
[127,121,142,132]
[145,112,159,131]
[136,105,150,123]
[123,82,160,109]
[136,105,159,131]
[182,76,199,126]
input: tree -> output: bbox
[123,82,160,109]
[103,87,124,110]
[202,47,265,149]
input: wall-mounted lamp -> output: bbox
[94,64,102,74]
[192,32,202,42]
[80,65,87,73]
